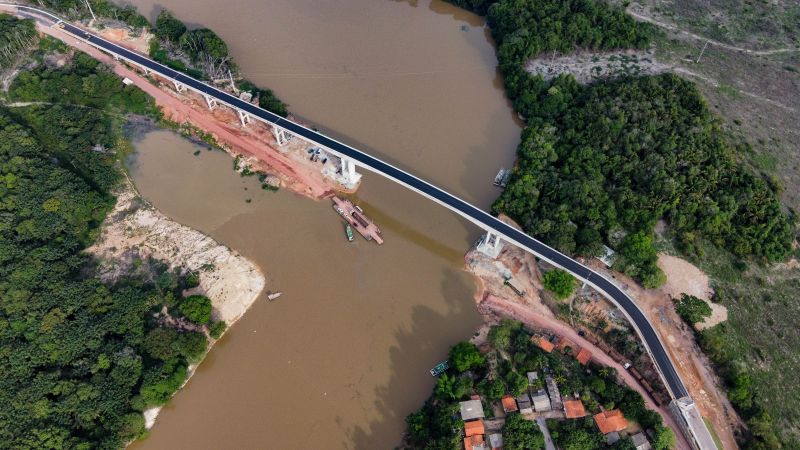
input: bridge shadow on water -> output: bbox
[343,266,480,449]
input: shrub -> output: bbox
[173,331,208,362]
[448,341,485,372]
[542,268,577,299]
[209,320,227,339]
[674,294,712,325]
[154,10,186,44]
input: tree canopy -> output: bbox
[542,269,576,299]
[0,34,212,447]
[674,294,713,325]
[448,341,485,372]
[178,295,213,325]
[502,413,544,450]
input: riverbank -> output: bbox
[2,7,345,201]
[85,175,266,429]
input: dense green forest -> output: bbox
[405,321,674,449]
[0,28,220,447]
[493,73,793,287]
[450,0,792,289]
[448,0,794,447]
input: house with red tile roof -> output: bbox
[575,347,592,365]
[501,395,518,413]
[531,335,554,353]
[564,399,587,418]
[464,420,485,437]
[594,409,629,434]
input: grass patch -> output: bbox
[703,417,723,450]
[717,84,742,99]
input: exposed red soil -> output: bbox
[36,22,339,200]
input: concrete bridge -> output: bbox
[3,4,717,448]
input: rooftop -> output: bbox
[594,409,628,434]
[464,420,485,437]
[531,389,552,412]
[464,434,487,450]
[631,432,652,450]
[575,347,592,365]
[488,433,503,450]
[532,335,554,353]
[516,392,532,409]
[501,395,518,413]
[459,400,485,421]
[564,399,587,418]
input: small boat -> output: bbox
[429,361,449,377]
[267,292,282,301]
[345,224,354,242]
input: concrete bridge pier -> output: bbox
[476,231,503,258]
[339,157,362,187]
[172,80,185,93]
[238,110,252,126]
[271,125,288,146]
[203,94,218,110]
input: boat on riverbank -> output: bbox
[345,223,354,242]
[430,361,449,376]
[332,196,384,244]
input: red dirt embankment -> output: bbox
[34,21,337,200]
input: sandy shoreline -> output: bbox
[86,176,266,429]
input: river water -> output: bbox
[126,1,520,448]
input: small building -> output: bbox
[545,376,563,411]
[516,392,533,414]
[575,347,593,366]
[501,395,518,413]
[594,409,628,434]
[597,245,617,268]
[526,371,539,385]
[530,389,552,412]
[464,420,485,437]
[557,337,577,353]
[563,399,587,418]
[532,335,554,353]
[464,434,487,450]
[459,400,485,421]
[606,431,621,445]
[488,433,503,450]
[122,77,134,85]
[631,432,652,450]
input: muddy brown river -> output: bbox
[126,1,520,448]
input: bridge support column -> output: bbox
[203,94,218,110]
[172,80,185,93]
[339,157,362,188]
[238,110,252,126]
[271,125,288,146]
[141,66,151,76]
[476,231,503,258]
